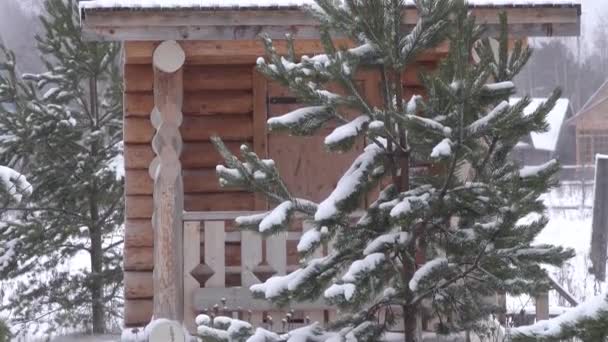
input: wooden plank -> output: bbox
[184,221,202,333]
[125,219,154,247]
[253,68,269,210]
[125,271,154,299]
[193,287,329,312]
[85,7,581,42]
[124,246,154,271]
[182,141,245,169]
[126,141,245,170]
[126,169,154,195]
[125,64,153,92]
[124,299,154,327]
[183,65,253,91]
[181,115,253,142]
[125,144,156,170]
[184,192,255,212]
[241,230,263,286]
[124,117,155,144]
[90,7,580,28]
[126,195,154,219]
[151,40,186,321]
[204,221,226,287]
[125,92,154,117]
[126,115,253,144]
[182,90,252,116]
[266,233,287,276]
[123,40,449,65]
[183,169,231,193]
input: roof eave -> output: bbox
[80,5,581,42]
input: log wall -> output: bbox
[122,40,446,327]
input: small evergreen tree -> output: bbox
[206,0,575,341]
[0,0,123,334]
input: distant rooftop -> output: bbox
[79,0,581,11]
[511,98,571,152]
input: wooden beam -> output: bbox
[83,7,581,41]
[151,40,186,321]
[124,40,449,66]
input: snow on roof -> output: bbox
[79,0,581,10]
[510,98,570,152]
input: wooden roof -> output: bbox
[80,1,581,41]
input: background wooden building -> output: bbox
[78,0,581,332]
[568,80,608,168]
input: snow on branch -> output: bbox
[511,291,608,341]
[467,100,509,134]
[267,106,333,135]
[324,115,370,151]
[519,159,558,178]
[0,165,32,203]
[409,257,448,292]
[315,142,385,221]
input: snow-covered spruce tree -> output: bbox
[0,0,123,334]
[208,0,574,341]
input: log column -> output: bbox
[150,40,186,321]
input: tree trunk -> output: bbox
[90,223,105,334]
[88,75,105,334]
[403,305,418,342]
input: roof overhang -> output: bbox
[80,4,581,42]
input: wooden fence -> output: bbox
[182,211,333,334]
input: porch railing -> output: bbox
[182,211,333,333]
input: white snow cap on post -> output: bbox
[153,40,186,73]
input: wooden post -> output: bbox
[151,40,186,321]
[535,292,550,321]
[591,155,608,281]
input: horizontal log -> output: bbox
[125,141,247,170]
[124,117,155,144]
[124,64,253,92]
[181,115,253,142]
[126,195,153,219]
[183,169,236,193]
[125,219,154,247]
[123,39,450,65]
[127,168,236,194]
[184,192,255,212]
[124,246,154,271]
[183,65,253,91]
[124,299,153,327]
[125,144,155,170]
[124,64,153,92]
[125,115,253,144]
[125,90,253,117]
[124,271,154,299]
[125,170,153,195]
[182,141,245,169]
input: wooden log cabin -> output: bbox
[78,0,581,333]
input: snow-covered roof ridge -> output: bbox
[510,97,570,152]
[80,0,581,11]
